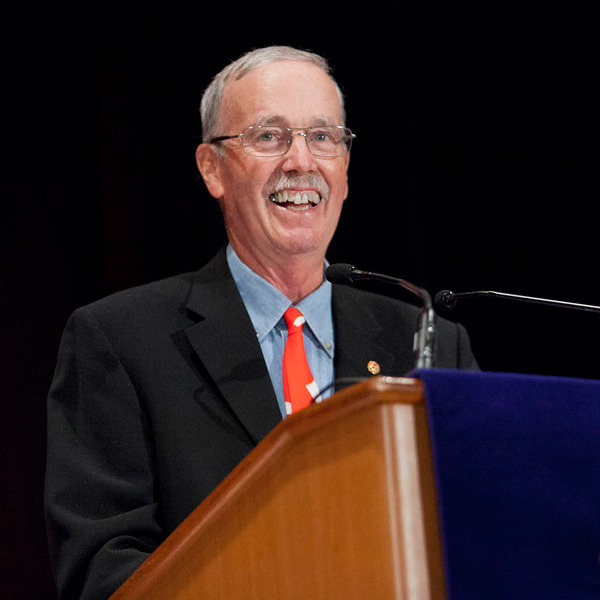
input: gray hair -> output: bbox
[200,46,346,143]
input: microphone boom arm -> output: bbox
[436,289,600,314]
[337,266,436,370]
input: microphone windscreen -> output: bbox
[325,263,356,285]
[434,290,455,311]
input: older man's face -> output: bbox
[201,60,350,269]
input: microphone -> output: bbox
[434,289,600,314]
[326,263,436,370]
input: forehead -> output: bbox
[219,60,343,130]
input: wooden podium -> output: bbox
[110,377,446,600]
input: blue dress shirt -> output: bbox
[226,245,335,418]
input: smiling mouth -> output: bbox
[269,190,322,211]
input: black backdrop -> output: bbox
[3,3,598,598]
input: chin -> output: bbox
[278,231,331,258]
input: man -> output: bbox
[45,46,477,600]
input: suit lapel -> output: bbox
[183,250,282,445]
[332,285,401,383]
[182,253,413,439]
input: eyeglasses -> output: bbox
[209,125,356,158]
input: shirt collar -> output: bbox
[226,245,334,357]
[295,279,334,356]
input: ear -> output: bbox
[342,151,351,201]
[195,143,224,199]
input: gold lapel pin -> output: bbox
[367,360,381,375]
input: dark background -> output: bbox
[3,2,598,598]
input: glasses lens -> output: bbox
[306,127,352,157]
[242,126,288,156]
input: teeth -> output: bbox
[269,190,322,207]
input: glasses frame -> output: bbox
[209,125,356,158]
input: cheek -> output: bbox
[328,165,349,202]
[220,175,270,231]
[225,159,274,200]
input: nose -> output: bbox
[281,132,318,173]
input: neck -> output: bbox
[232,244,325,304]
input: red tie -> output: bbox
[282,307,319,416]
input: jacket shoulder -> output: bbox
[74,249,230,329]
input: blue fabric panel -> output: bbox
[414,369,600,600]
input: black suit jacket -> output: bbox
[45,248,476,600]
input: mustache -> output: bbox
[262,170,330,200]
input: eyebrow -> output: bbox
[253,115,337,127]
